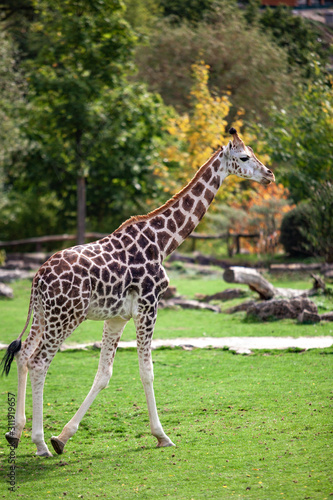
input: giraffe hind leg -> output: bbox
[5,310,45,449]
[51,317,128,454]
[28,317,86,457]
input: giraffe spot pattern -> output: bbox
[194,200,206,221]
[179,218,196,239]
[204,189,214,204]
[212,159,220,171]
[202,167,213,182]
[174,210,186,228]
[210,175,220,190]
[182,195,195,211]
[191,182,205,197]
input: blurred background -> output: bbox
[0,0,332,264]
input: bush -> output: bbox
[280,203,313,257]
[304,182,333,263]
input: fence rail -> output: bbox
[0,233,106,250]
[0,231,260,254]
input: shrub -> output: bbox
[280,203,313,257]
[304,182,333,263]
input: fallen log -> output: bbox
[0,283,14,299]
[270,263,322,272]
[195,288,247,302]
[159,298,221,313]
[225,300,256,314]
[246,297,318,321]
[223,267,315,300]
[320,312,333,322]
[224,267,275,299]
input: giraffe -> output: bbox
[1,128,275,457]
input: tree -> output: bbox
[134,5,296,122]
[158,0,222,24]
[153,62,271,234]
[0,28,28,237]
[262,73,333,203]
[23,0,136,243]
[245,183,293,255]
[302,182,333,263]
[258,5,329,79]
[153,62,245,199]
[1,0,174,244]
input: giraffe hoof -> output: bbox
[50,436,65,455]
[36,450,53,457]
[5,433,19,448]
[156,439,176,448]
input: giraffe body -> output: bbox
[2,129,275,456]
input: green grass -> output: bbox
[0,348,332,499]
[1,278,332,346]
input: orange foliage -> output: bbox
[231,183,295,255]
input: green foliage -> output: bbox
[258,5,329,78]
[1,0,172,238]
[0,0,35,56]
[135,6,295,121]
[279,203,313,258]
[302,182,333,263]
[262,74,333,203]
[158,0,222,23]
[0,30,26,178]
[0,189,63,241]
[123,0,161,32]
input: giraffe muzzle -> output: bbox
[261,169,275,185]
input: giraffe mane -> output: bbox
[115,146,224,233]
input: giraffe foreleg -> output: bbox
[51,317,128,454]
[135,310,175,448]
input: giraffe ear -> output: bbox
[224,141,232,157]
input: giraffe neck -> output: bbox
[143,147,229,260]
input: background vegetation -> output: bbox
[0,0,332,258]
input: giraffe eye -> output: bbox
[240,156,250,162]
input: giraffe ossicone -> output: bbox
[1,128,274,457]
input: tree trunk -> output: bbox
[223,266,310,300]
[223,267,276,300]
[75,129,86,246]
[77,175,86,245]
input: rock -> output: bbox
[0,282,14,299]
[246,297,318,321]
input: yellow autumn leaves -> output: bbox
[151,61,292,253]
[154,61,269,201]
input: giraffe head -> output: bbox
[224,128,275,186]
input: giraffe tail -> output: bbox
[1,276,37,377]
[0,340,22,376]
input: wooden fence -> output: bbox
[0,231,260,254]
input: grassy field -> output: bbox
[1,276,332,346]
[0,347,332,499]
